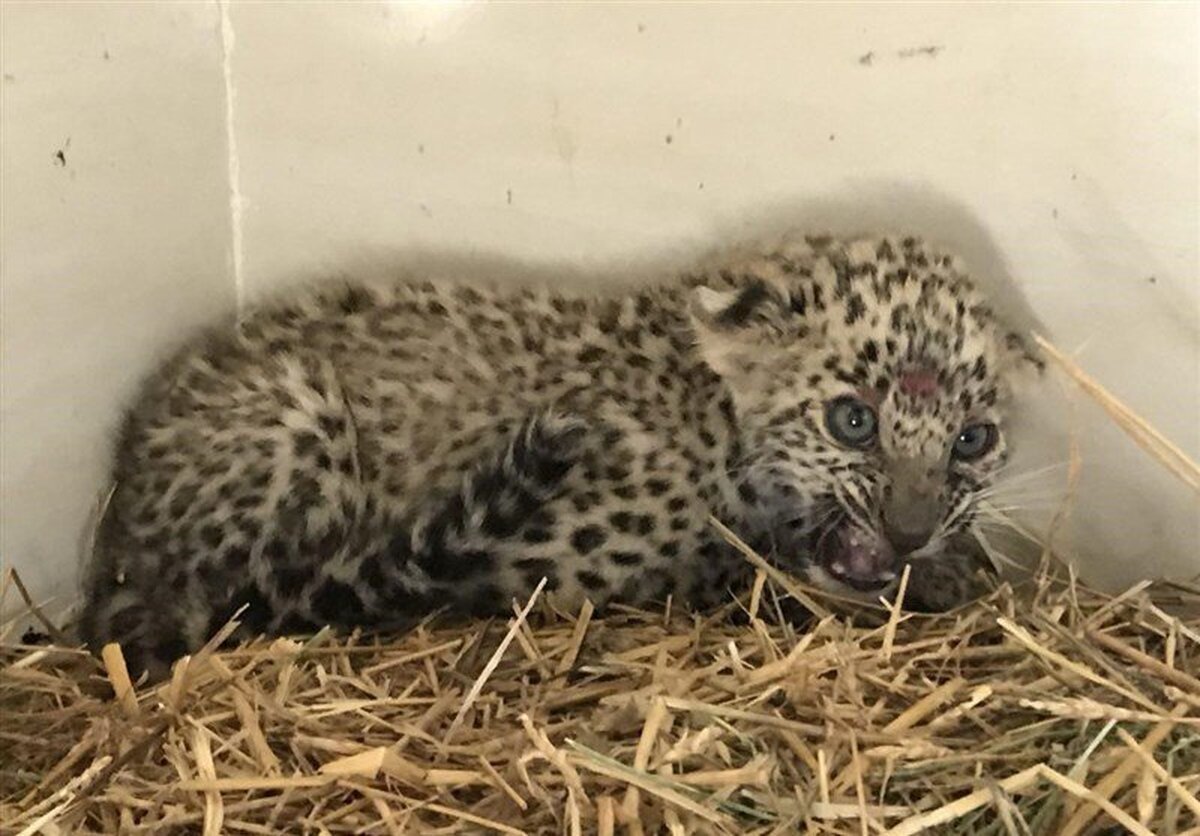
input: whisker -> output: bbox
[974,500,1067,513]
[976,483,1069,500]
[969,525,1030,571]
[971,516,1049,546]
[988,460,1071,482]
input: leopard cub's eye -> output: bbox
[952,422,998,460]
[825,397,878,448]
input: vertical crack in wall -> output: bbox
[218,0,245,313]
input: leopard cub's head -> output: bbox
[689,234,1042,600]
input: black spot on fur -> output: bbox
[522,528,555,544]
[572,492,601,513]
[514,557,555,575]
[606,464,631,482]
[199,525,224,549]
[609,512,634,533]
[277,611,318,635]
[571,525,608,554]
[718,396,736,425]
[645,478,671,496]
[339,285,373,314]
[716,280,773,327]
[359,556,386,589]
[481,496,536,538]
[210,584,272,636]
[293,431,321,457]
[418,544,496,582]
[222,545,250,570]
[234,493,262,510]
[608,550,645,567]
[312,579,365,624]
[386,532,413,565]
[276,566,314,597]
[318,413,346,437]
[576,570,608,591]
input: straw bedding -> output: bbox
[3,342,1199,835]
[3,534,1198,835]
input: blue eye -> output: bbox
[825,397,878,448]
[953,423,998,460]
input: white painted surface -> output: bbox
[2,2,1196,615]
[1,3,236,619]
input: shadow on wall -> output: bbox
[308,180,1047,333]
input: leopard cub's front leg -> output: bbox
[902,535,996,613]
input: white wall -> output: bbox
[2,3,1196,619]
[1,4,237,620]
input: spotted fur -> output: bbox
[78,234,1039,679]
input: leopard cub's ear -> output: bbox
[688,274,799,339]
[688,276,805,379]
[998,330,1046,392]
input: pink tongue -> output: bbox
[838,532,896,579]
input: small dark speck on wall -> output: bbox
[858,51,875,66]
[103,49,111,60]
[829,133,836,141]
[1147,276,1157,284]
[1071,172,1077,181]
[417,143,425,155]
[897,45,943,59]
[1052,208,1058,219]
[698,182,704,190]
[506,188,513,205]
[637,22,645,33]
[664,134,673,145]
[419,203,432,218]
[53,137,71,167]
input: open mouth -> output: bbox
[814,523,898,593]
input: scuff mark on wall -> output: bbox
[549,96,578,168]
[897,45,944,59]
[219,0,246,313]
[857,46,944,66]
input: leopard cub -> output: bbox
[79,233,1039,679]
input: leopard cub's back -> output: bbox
[79,276,747,679]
